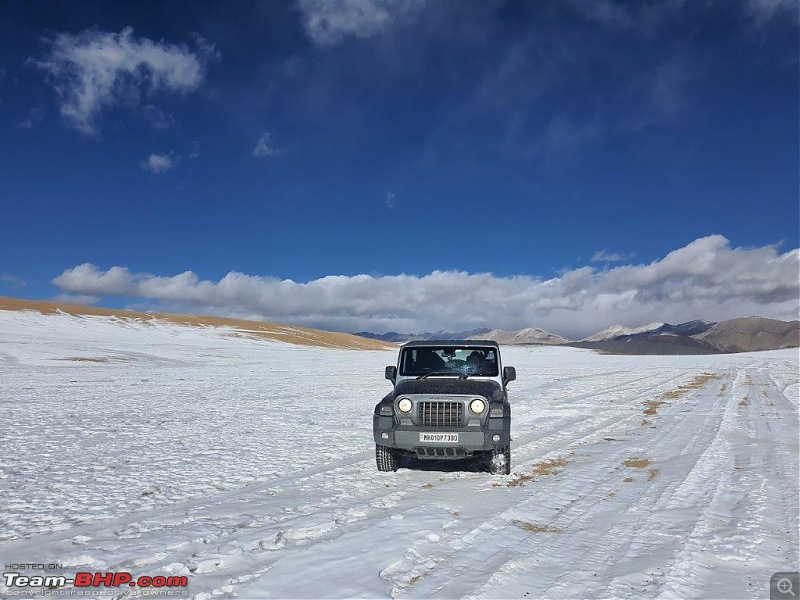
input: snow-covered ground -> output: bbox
[1,310,798,599]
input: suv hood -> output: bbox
[394,378,504,401]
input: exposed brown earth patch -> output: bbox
[533,458,568,476]
[507,457,569,488]
[507,474,534,488]
[647,468,660,481]
[512,520,563,534]
[623,458,653,469]
[644,373,724,417]
[643,400,664,416]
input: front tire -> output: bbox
[376,445,400,472]
[489,446,511,475]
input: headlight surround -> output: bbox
[469,398,486,414]
[397,398,413,413]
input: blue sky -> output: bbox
[0,0,798,337]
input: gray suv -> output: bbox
[373,340,515,474]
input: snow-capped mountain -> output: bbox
[581,322,665,342]
[472,327,568,345]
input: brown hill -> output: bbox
[569,335,721,355]
[0,296,393,351]
[697,316,800,353]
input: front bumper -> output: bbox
[373,415,510,457]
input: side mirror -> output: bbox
[385,366,397,382]
[503,366,516,383]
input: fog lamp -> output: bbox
[492,434,501,442]
[381,432,389,440]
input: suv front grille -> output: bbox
[418,401,463,427]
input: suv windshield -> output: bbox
[400,346,499,377]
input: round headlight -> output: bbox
[397,398,413,413]
[469,398,486,414]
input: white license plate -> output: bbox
[419,433,459,443]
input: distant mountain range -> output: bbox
[353,328,493,343]
[354,317,800,355]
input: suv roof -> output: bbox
[399,339,500,349]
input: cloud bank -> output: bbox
[34,27,213,134]
[52,236,799,338]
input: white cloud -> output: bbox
[52,236,799,339]
[253,133,279,157]
[386,192,397,208]
[591,250,628,263]
[298,0,427,45]
[141,153,175,174]
[33,27,212,135]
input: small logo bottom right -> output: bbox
[771,572,799,600]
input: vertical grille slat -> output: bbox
[418,401,463,427]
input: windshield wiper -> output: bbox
[416,371,458,379]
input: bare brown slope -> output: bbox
[0,296,393,351]
[697,317,800,352]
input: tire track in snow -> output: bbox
[368,375,732,597]
[416,373,734,599]
[641,368,797,599]
[509,370,696,458]
[191,369,728,598]
[167,369,691,598]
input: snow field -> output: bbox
[0,310,797,599]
